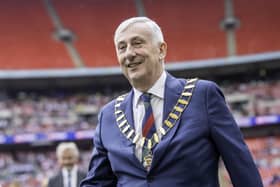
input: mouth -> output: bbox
[126,61,143,68]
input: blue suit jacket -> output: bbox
[81,73,263,187]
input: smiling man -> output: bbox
[80,17,263,187]
[114,19,166,92]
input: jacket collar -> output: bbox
[119,72,186,171]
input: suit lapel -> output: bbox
[58,171,64,187]
[117,74,187,171]
[119,90,144,169]
[119,90,134,131]
[77,170,85,186]
[151,73,185,169]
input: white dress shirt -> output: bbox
[62,165,78,187]
[133,71,167,161]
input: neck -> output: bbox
[132,70,163,92]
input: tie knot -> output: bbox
[141,93,152,103]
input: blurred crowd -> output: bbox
[0,79,280,186]
[222,79,280,118]
[220,136,280,187]
[0,149,92,187]
[0,79,279,136]
[0,91,120,135]
[1,137,280,187]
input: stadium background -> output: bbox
[0,0,280,186]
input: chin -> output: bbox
[128,75,144,86]
[130,72,147,81]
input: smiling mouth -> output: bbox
[126,61,143,68]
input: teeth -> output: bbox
[127,62,141,68]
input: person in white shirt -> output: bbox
[80,16,263,187]
[48,142,86,187]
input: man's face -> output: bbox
[58,148,78,170]
[115,22,166,91]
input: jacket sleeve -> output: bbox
[80,110,117,187]
[206,81,263,187]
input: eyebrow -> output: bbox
[117,35,145,44]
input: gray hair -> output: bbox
[56,142,79,159]
[114,17,164,44]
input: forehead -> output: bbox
[115,22,154,44]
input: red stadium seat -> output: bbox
[0,0,73,69]
[143,0,227,62]
[235,0,280,54]
[53,0,137,67]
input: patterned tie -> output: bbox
[140,93,156,169]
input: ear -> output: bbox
[159,42,167,60]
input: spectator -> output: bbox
[48,142,86,187]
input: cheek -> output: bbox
[120,66,129,78]
[116,53,123,64]
[120,58,128,70]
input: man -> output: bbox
[48,142,86,187]
[80,17,263,187]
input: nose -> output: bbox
[125,45,136,61]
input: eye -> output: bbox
[117,43,126,52]
[133,40,143,47]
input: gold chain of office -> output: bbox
[114,78,198,152]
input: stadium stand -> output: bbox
[0,0,280,186]
[0,150,92,187]
[143,0,227,61]
[220,137,280,187]
[0,79,280,136]
[1,136,280,187]
[1,0,279,70]
[235,0,280,55]
[53,0,137,67]
[223,79,280,118]
[0,0,73,70]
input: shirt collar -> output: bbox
[133,71,166,107]
[62,165,78,175]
